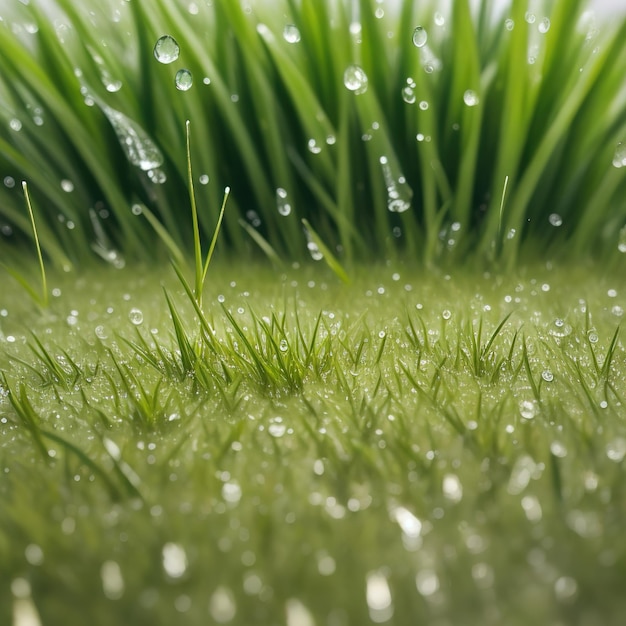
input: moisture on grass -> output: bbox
[2,260,626,625]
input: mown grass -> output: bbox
[2,261,626,625]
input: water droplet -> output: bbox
[541,370,554,382]
[525,12,536,24]
[554,577,578,602]
[175,69,193,91]
[442,474,463,502]
[606,437,626,462]
[343,64,368,94]
[613,142,626,168]
[268,417,287,438]
[24,544,44,566]
[147,168,167,184]
[401,86,416,104]
[162,543,187,578]
[550,441,568,458]
[276,187,292,216]
[60,179,74,193]
[379,156,412,213]
[222,481,242,503]
[505,18,515,31]
[199,174,209,185]
[521,495,543,522]
[434,12,445,26]
[463,89,479,106]
[3,176,15,188]
[548,318,572,338]
[549,213,563,227]
[286,599,315,626]
[412,26,427,48]
[307,138,322,154]
[415,569,439,597]
[366,571,393,622]
[538,17,551,33]
[9,118,22,132]
[209,587,237,622]
[101,561,125,600]
[519,399,537,420]
[129,308,144,325]
[392,507,422,539]
[100,104,163,171]
[283,24,301,43]
[154,35,180,64]
[442,309,451,320]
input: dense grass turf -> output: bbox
[2,261,626,625]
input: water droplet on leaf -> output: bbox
[175,69,193,91]
[343,64,368,94]
[154,35,180,64]
[283,24,301,43]
[412,26,428,48]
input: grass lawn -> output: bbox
[2,259,626,625]
[2,0,626,624]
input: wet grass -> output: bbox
[2,260,626,625]
[0,0,625,269]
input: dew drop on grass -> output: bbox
[366,571,393,622]
[505,18,515,31]
[416,569,439,597]
[463,90,479,106]
[129,308,144,325]
[209,587,237,622]
[412,26,428,48]
[538,17,551,33]
[549,213,563,227]
[60,179,74,193]
[276,187,292,216]
[541,370,554,382]
[613,142,626,168]
[434,13,445,26]
[9,118,22,132]
[222,481,242,504]
[391,507,422,539]
[100,104,163,171]
[443,474,463,502]
[525,12,536,24]
[343,64,368,94]
[154,35,180,64]
[519,400,537,420]
[101,560,125,600]
[199,174,209,185]
[379,156,412,212]
[162,543,187,578]
[401,86,416,104]
[268,417,287,438]
[175,69,193,91]
[606,437,626,462]
[283,24,301,43]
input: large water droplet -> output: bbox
[100,104,164,171]
[343,65,368,94]
[276,188,292,216]
[268,417,287,437]
[549,213,563,227]
[412,26,427,48]
[175,69,193,91]
[154,35,180,64]
[283,24,301,43]
[463,90,479,106]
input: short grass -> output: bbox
[2,259,626,625]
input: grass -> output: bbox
[2,0,626,625]
[2,262,626,625]
[0,0,625,269]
